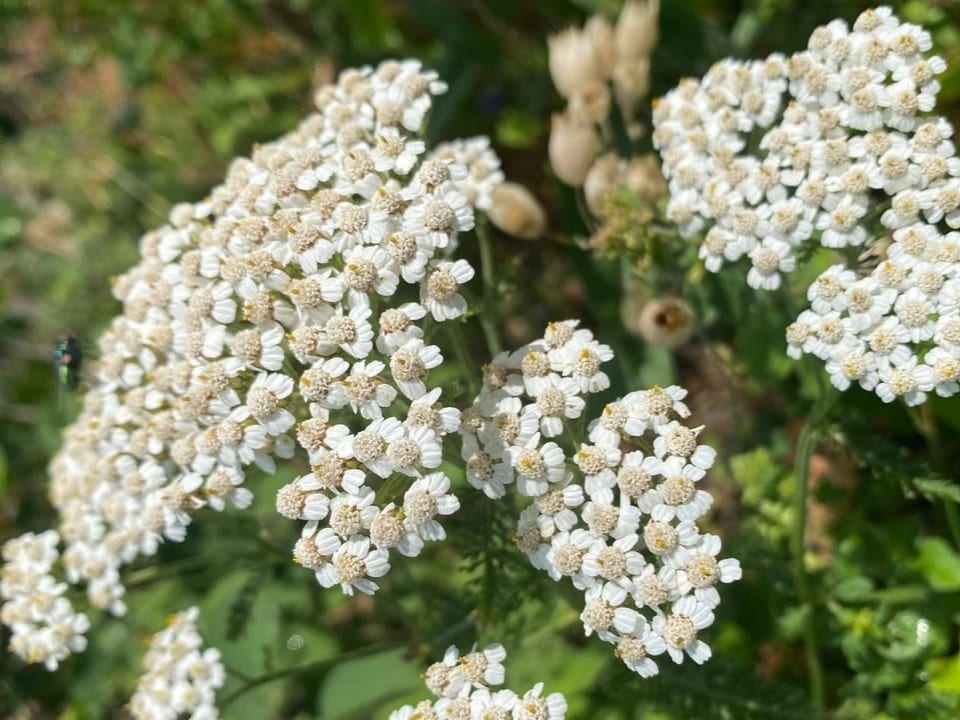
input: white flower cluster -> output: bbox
[388,644,567,720]
[0,531,89,670]
[459,320,741,677]
[653,7,960,405]
[129,607,225,720]
[430,136,505,214]
[1,58,504,668]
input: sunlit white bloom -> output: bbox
[324,360,397,419]
[315,536,390,596]
[341,245,400,304]
[129,608,224,720]
[825,346,879,392]
[653,421,716,469]
[552,338,614,393]
[375,302,427,353]
[403,186,474,248]
[894,287,936,342]
[326,417,403,478]
[478,395,539,458]
[507,434,567,497]
[226,322,286,373]
[924,346,960,397]
[669,534,743,608]
[470,687,520,717]
[373,126,426,175]
[528,375,585,437]
[610,613,667,677]
[580,581,630,641]
[369,503,423,557]
[866,316,913,368]
[654,595,715,665]
[746,239,795,291]
[875,355,936,405]
[321,304,375,359]
[513,682,567,720]
[462,432,514,499]
[327,486,379,539]
[420,259,474,320]
[239,373,296,435]
[389,339,443,400]
[631,562,681,609]
[532,479,585,537]
[401,472,460,542]
[638,458,712,522]
[581,534,646,584]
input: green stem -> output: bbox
[904,401,960,549]
[219,642,398,709]
[944,503,960,552]
[475,219,502,358]
[124,557,215,589]
[792,418,826,719]
[920,403,960,549]
[446,320,481,398]
[919,402,944,468]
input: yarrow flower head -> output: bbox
[653,7,960,405]
[0,531,89,670]
[2,58,513,670]
[388,644,567,719]
[458,321,741,678]
[129,607,225,720]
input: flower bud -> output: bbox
[615,0,660,63]
[584,153,626,217]
[613,58,651,117]
[636,296,696,349]
[585,15,617,79]
[549,112,597,187]
[548,28,601,99]
[568,80,612,124]
[487,182,547,239]
[625,153,668,202]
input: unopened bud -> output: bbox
[615,0,660,63]
[548,28,602,99]
[584,154,626,217]
[636,296,695,349]
[568,80,612,124]
[613,58,652,117]
[487,182,547,240]
[549,112,597,187]
[585,15,617,79]
[625,154,668,202]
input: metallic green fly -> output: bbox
[53,332,83,391]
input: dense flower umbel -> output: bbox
[388,644,567,719]
[0,531,89,670]
[654,7,960,405]
[129,607,224,720]
[459,321,740,677]
[1,60,506,667]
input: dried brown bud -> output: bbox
[636,296,695,349]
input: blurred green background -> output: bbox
[5,1,960,718]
